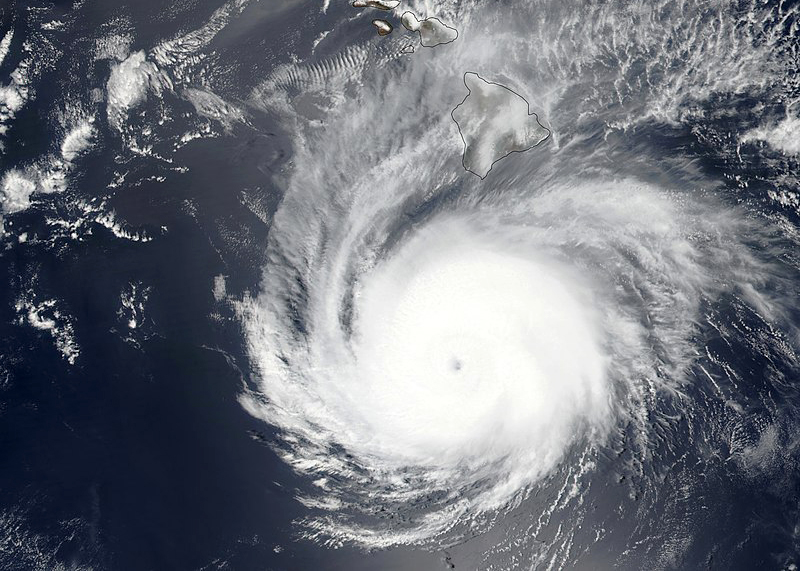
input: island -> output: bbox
[401,12,458,47]
[451,73,551,178]
[372,19,393,36]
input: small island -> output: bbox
[372,19,393,36]
[451,73,551,178]
[401,12,458,47]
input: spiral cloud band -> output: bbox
[240,0,798,550]
[241,173,772,546]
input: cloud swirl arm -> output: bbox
[240,0,800,553]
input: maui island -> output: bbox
[401,12,458,47]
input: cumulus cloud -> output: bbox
[742,115,800,156]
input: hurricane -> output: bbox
[239,0,800,563]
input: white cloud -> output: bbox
[742,115,800,156]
